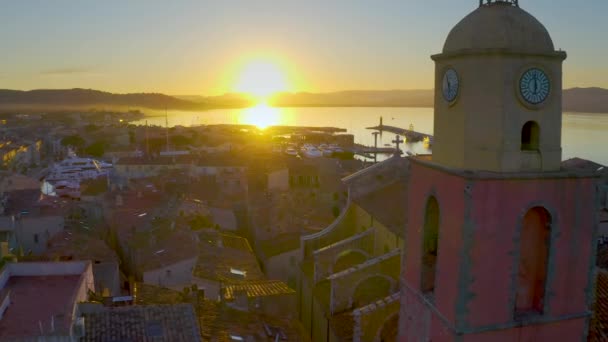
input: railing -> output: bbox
[0,288,10,320]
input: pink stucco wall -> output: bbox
[399,159,596,341]
[467,177,595,327]
[402,161,466,324]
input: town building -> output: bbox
[297,156,406,341]
[0,261,95,340]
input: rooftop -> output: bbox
[0,275,82,339]
[441,1,556,55]
[45,230,118,263]
[132,283,307,341]
[410,155,608,180]
[135,230,199,272]
[195,231,264,283]
[223,280,295,300]
[81,304,201,342]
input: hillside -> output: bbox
[0,88,202,111]
[562,87,608,113]
[1,87,607,113]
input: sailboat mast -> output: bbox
[165,108,170,152]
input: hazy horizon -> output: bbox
[2,0,608,96]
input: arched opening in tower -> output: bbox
[351,275,393,309]
[378,313,399,342]
[515,206,551,316]
[333,249,368,274]
[521,121,540,151]
[421,196,440,297]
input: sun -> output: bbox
[233,59,290,101]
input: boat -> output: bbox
[300,144,323,158]
[45,153,112,183]
[285,147,298,156]
[322,148,334,157]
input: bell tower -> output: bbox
[399,2,599,341]
[431,0,566,172]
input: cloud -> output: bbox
[40,67,97,76]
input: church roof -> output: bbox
[442,2,555,55]
[343,156,409,237]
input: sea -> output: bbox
[132,106,608,166]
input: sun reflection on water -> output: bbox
[238,103,283,129]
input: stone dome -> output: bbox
[443,2,555,54]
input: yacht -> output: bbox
[300,144,323,158]
[45,156,112,182]
[285,147,298,156]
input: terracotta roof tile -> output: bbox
[224,280,295,300]
[82,304,201,342]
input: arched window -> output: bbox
[521,121,540,151]
[515,207,551,316]
[421,196,440,295]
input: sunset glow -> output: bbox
[233,59,291,101]
[239,103,282,129]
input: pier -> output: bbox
[366,117,434,144]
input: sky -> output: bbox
[1,0,608,95]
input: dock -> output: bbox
[351,144,401,159]
[366,124,433,144]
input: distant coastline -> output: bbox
[0,87,607,114]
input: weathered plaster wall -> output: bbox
[330,250,400,314]
[264,248,299,289]
[465,177,596,328]
[142,257,197,290]
[313,229,374,283]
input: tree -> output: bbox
[189,214,213,230]
[170,135,192,148]
[147,137,166,153]
[85,124,100,133]
[128,131,136,144]
[85,141,106,157]
[61,135,85,149]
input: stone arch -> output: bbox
[421,195,440,295]
[521,121,540,151]
[333,249,370,274]
[375,312,399,342]
[349,274,397,309]
[514,206,551,316]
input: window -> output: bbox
[421,196,440,295]
[521,121,540,151]
[515,207,551,316]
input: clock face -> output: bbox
[442,68,459,103]
[520,68,550,105]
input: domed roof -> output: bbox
[443,3,555,54]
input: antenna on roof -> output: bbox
[165,108,170,152]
